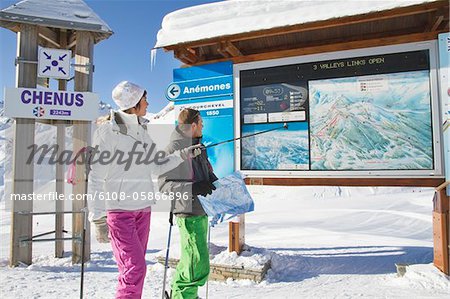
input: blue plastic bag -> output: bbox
[198,171,254,226]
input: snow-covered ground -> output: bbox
[1,185,449,298]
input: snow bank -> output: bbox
[211,246,272,269]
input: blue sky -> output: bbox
[0,0,221,113]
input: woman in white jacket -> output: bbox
[88,81,200,299]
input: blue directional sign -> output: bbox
[169,61,235,178]
[38,47,71,79]
[166,75,233,101]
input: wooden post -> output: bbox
[55,29,67,258]
[10,24,38,267]
[72,31,93,264]
[433,187,449,274]
[229,214,245,254]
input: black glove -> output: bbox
[192,181,216,197]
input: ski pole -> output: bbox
[204,122,288,149]
[80,207,88,299]
[162,212,174,299]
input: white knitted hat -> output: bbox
[112,81,145,110]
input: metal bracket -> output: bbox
[15,57,94,73]
[18,229,81,246]
[71,63,94,72]
[73,233,83,244]
[15,57,38,66]
[18,236,29,247]
[20,237,81,245]
[17,211,86,215]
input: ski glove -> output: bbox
[93,216,109,243]
[192,181,216,197]
[179,144,204,160]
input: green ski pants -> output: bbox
[171,215,210,299]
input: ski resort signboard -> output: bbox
[170,61,235,178]
[235,42,444,178]
[3,87,99,120]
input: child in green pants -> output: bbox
[171,216,210,299]
[158,108,218,299]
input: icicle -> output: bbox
[150,48,157,71]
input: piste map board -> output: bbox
[239,48,437,173]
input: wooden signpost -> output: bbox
[0,0,112,266]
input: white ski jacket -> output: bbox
[87,110,183,221]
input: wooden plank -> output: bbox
[174,47,198,64]
[72,31,93,264]
[223,41,242,57]
[190,31,444,66]
[10,24,38,267]
[38,26,59,48]
[435,181,450,191]
[55,29,67,259]
[245,177,445,188]
[226,41,242,57]
[0,21,20,33]
[433,190,450,275]
[433,211,449,275]
[217,42,231,58]
[433,189,450,213]
[217,41,243,58]
[229,215,245,254]
[55,120,65,258]
[68,32,77,50]
[238,214,245,253]
[430,16,444,31]
[36,76,49,88]
[165,1,447,51]
[253,24,426,57]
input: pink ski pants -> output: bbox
[107,209,151,299]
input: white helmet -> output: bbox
[112,81,145,110]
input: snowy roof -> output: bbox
[0,0,112,34]
[155,0,438,48]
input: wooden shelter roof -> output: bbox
[163,0,449,66]
[0,0,113,48]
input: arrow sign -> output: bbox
[170,86,179,96]
[38,48,72,79]
[166,83,181,100]
[165,75,233,101]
